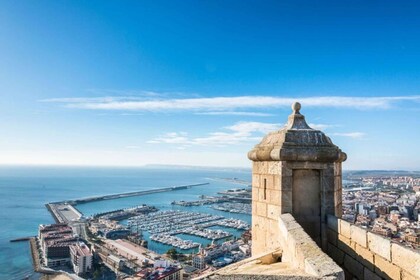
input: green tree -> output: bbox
[166,248,179,259]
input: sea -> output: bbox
[0,165,251,280]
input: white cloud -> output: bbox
[331,132,366,139]
[148,121,281,147]
[41,95,420,111]
[195,111,274,117]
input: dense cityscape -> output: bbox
[342,172,420,250]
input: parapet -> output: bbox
[326,215,420,279]
[198,214,344,280]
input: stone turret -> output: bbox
[248,102,346,255]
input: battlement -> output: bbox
[326,215,419,280]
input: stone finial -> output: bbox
[292,102,301,114]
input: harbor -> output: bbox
[126,210,249,250]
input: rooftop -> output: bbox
[248,102,346,163]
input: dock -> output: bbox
[51,183,209,205]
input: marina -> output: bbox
[127,210,249,250]
[212,202,251,215]
[150,234,200,250]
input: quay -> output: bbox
[94,204,158,220]
[209,177,252,187]
[46,202,83,223]
[51,183,209,205]
[171,196,229,206]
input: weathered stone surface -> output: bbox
[350,225,367,248]
[368,232,391,261]
[354,243,374,271]
[364,267,382,280]
[256,201,267,217]
[391,244,420,278]
[268,161,280,175]
[327,215,339,232]
[339,220,351,239]
[252,187,259,202]
[267,204,281,220]
[266,219,281,251]
[279,214,344,279]
[268,189,281,205]
[343,255,363,280]
[252,173,260,187]
[374,255,402,280]
[337,234,357,259]
[401,270,419,280]
[327,243,344,265]
[327,228,337,246]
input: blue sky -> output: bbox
[0,0,419,169]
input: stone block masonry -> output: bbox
[327,215,420,280]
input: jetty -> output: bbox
[50,183,209,205]
[10,236,34,242]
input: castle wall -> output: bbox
[326,215,420,280]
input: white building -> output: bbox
[69,242,93,275]
[192,254,206,270]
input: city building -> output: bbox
[136,265,183,280]
[38,223,78,267]
[69,242,93,275]
[192,254,206,270]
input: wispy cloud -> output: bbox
[194,111,274,117]
[308,123,338,131]
[331,132,366,139]
[146,121,362,148]
[147,121,281,147]
[41,95,420,112]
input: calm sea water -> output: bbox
[0,166,251,280]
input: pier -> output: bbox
[46,183,209,222]
[51,183,209,205]
[10,236,34,242]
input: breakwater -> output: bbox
[52,183,209,205]
[10,236,34,242]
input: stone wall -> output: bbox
[251,161,284,255]
[199,213,343,279]
[326,215,420,280]
[278,214,344,279]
